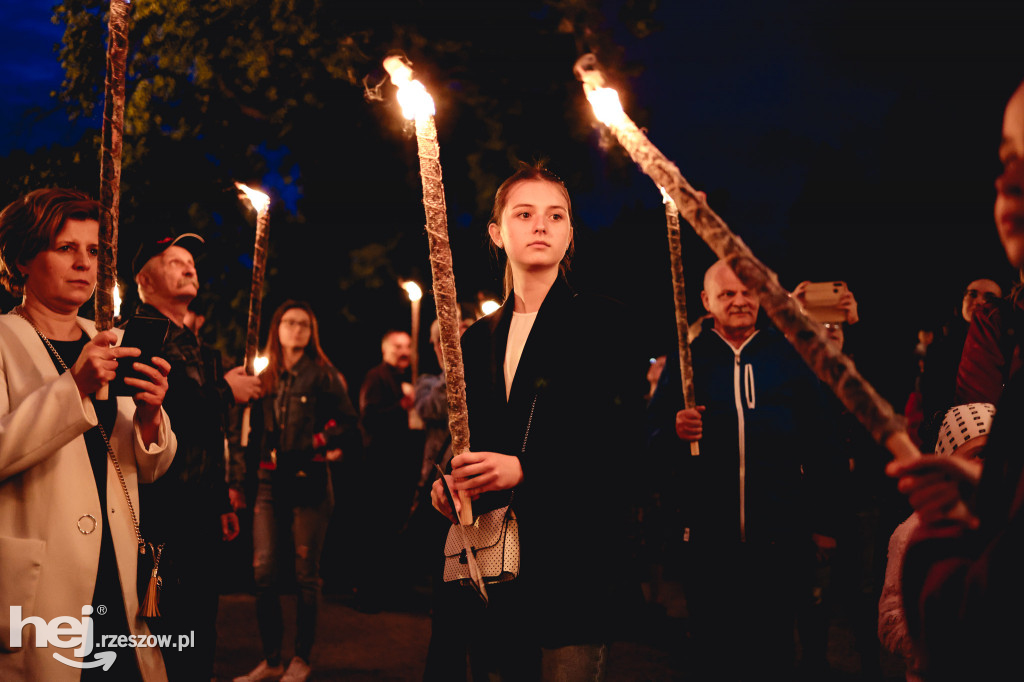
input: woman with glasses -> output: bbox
[234,301,358,682]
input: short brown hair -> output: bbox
[0,188,101,295]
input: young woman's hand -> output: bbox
[431,474,461,524]
[429,452,524,523]
[450,451,523,499]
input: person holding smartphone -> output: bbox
[0,188,175,680]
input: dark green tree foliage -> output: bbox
[5,0,659,385]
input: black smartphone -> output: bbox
[110,316,169,396]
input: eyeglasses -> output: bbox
[964,289,1000,304]
[281,319,311,329]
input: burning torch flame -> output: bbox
[113,283,122,319]
[402,280,423,302]
[659,187,674,205]
[383,56,435,121]
[480,299,500,316]
[235,182,270,213]
[585,87,627,127]
[254,355,269,375]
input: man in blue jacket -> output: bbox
[648,259,838,681]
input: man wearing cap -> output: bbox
[131,233,263,680]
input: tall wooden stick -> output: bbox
[384,55,474,525]
[403,282,426,431]
[574,53,917,462]
[236,184,270,449]
[245,207,270,376]
[95,0,131,401]
[410,297,421,380]
[235,184,271,376]
[663,193,700,456]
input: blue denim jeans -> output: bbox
[252,475,333,662]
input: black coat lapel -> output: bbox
[486,297,514,403]
[505,277,574,410]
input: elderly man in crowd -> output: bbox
[131,233,263,680]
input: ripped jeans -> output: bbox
[252,475,334,663]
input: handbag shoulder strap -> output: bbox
[509,393,538,508]
[521,394,537,454]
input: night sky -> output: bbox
[2,1,1023,407]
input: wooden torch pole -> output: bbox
[95,0,131,401]
[574,53,917,463]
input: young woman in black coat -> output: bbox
[431,165,646,681]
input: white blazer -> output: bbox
[0,314,176,681]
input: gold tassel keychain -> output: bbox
[139,542,164,619]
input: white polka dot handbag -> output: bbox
[442,501,520,585]
[442,394,534,586]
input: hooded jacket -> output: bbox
[649,318,837,545]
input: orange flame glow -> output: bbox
[585,87,627,127]
[383,56,435,121]
[235,182,270,214]
[402,280,423,302]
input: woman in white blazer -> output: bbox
[0,189,176,681]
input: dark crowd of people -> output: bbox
[1,76,1023,682]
